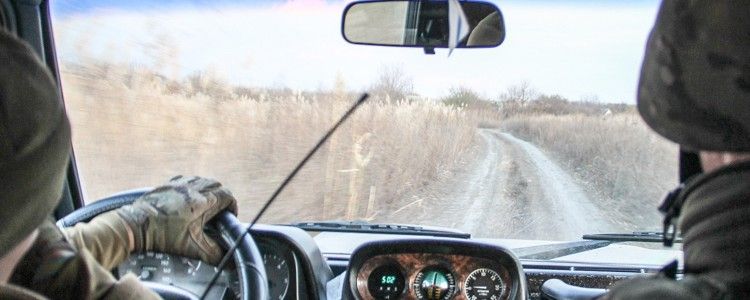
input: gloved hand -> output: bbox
[115,176,238,265]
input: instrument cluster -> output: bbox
[118,238,301,299]
[346,240,526,300]
[356,253,512,300]
[118,251,237,298]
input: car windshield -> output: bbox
[51,0,673,242]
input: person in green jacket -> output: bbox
[605,0,750,299]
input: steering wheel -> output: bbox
[57,188,270,300]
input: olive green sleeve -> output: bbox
[11,219,160,300]
[62,210,133,270]
[0,283,48,300]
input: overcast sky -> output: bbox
[51,0,661,103]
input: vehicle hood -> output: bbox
[313,232,682,267]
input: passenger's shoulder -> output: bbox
[604,275,729,300]
[0,282,48,300]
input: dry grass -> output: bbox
[502,113,679,230]
[62,63,485,223]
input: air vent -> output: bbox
[324,254,351,262]
[522,264,571,271]
[524,264,658,274]
[575,266,647,273]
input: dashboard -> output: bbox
[61,192,670,300]
[114,225,670,300]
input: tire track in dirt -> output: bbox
[387,129,617,241]
[493,132,616,240]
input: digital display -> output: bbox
[368,265,405,299]
[382,275,397,284]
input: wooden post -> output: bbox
[344,133,372,219]
[322,100,342,219]
[322,134,339,219]
[365,185,377,220]
[345,168,360,219]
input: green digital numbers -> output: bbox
[381,275,396,285]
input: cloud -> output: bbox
[52,0,659,103]
[278,0,337,12]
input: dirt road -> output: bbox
[384,129,618,241]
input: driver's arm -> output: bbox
[11,219,161,299]
[61,176,237,269]
[62,210,134,270]
[12,176,234,299]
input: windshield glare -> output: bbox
[51,0,673,242]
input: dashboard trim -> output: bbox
[293,250,302,299]
[251,224,334,300]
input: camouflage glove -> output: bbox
[115,176,238,265]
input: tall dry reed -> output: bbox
[61,63,482,223]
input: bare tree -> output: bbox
[442,86,489,107]
[185,70,232,99]
[499,81,538,104]
[580,94,601,103]
[497,81,539,117]
[370,65,414,102]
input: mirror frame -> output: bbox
[340,0,506,49]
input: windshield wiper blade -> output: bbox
[285,221,471,239]
[582,231,683,243]
[514,240,611,260]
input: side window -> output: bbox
[51,3,258,204]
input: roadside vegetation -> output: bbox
[500,103,677,230]
[62,62,489,222]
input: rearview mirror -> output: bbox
[342,0,505,49]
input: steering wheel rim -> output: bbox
[58,188,269,300]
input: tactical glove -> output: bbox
[115,176,238,265]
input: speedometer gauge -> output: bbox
[263,253,291,300]
[464,268,505,300]
[118,252,238,298]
